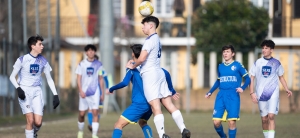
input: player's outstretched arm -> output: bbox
[109,69,132,93]
[279,75,293,97]
[9,67,26,100]
[44,71,60,109]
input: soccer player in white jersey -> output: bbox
[249,40,292,138]
[9,35,60,138]
[76,44,105,138]
[126,16,191,138]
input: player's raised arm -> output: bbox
[109,69,133,93]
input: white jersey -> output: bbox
[75,59,103,96]
[141,33,161,74]
[13,54,52,87]
[249,57,284,101]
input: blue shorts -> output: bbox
[213,90,240,121]
[121,102,152,124]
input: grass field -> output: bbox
[0,111,299,138]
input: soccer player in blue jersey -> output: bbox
[205,45,251,138]
[249,40,292,138]
[9,35,60,138]
[126,16,190,138]
[109,44,180,138]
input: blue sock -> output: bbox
[228,128,237,138]
[214,125,226,138]
[87,112,93,126]
[112,129,122,138]
[142,125,153,138]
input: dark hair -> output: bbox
[130,44,142,58]
[84,44,97,52]
[27,34,44,51]
[222,45,235,53]
[94,55,99,60]
[260,40,275,49]
[141,16,160,28]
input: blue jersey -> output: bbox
[218,61,248,90]
[109,68,147,104]
[109,68,176,104]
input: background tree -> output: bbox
[192,0,269,64]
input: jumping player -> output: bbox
[110,44,180,138]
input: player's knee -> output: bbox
[261,118,269,124]
[138,120,147,128]
[213,120,221,127]
[228,120,236,128]
[268,115,275,121]
[34,122,42,128]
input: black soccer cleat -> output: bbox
[162,134,170,138]
[182,128,191,138]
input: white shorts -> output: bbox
[141,69,171,102]
[18,85,44,116]
[79,88,100,111]
[258,92,279,117]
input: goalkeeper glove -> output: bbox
[17,87,26,100]
[53,95,60,109]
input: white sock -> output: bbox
[154,114,165,138]
[25,129,34,138]
[171,110,186,133]
[92,122,99,136]
[268,130,275,138]
[263,130,268,138]
[33,125,40,134]
[78,122,84,131]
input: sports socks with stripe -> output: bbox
[142,125,153,138]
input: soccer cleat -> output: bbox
[92,135,99,138]
[77,131,83,138]
[162,134,170,138]
[182,128,191,138]
[88,125,92,132]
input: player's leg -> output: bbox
[87,109,93,131]
[148,99,167,138]
[19,86,35,138]
[213,91,227,138]
[87,91,100,138]
[225,90,241,138]
[161,96,190,138]
[91,109,99,137]
[78,96,88,138]
[258,100,271,138]
[25,113,35,138]
[139,108,153,138]
[31,88,44,138]
[266,95,279,138]
[112,117,129,138]
[138,120,153,138]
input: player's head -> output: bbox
[222,45,235,62]
[260,40,274,58]
[27,34,44,53]
[84,44,97,59]
[130,44,142,60]
[141,16,159,35]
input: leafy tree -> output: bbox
[192,0,269,53]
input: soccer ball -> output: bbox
[138,1,154,17]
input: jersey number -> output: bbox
[157,43,162,58]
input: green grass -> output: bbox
[0,111,299,138]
